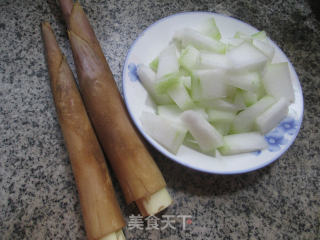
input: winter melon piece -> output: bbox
[219,132,268,155]
[181,110,223,152]
[140,112,187,154]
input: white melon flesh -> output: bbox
[201,98,241,112]
[183,132,202,152]
[193,69,228,100]
[156,44,179,79]
[226,71,261,92]
[168,80,194,110]
[242,90,258,106]
[234,31,252,41]
[190,73,201,101]
[262,62,295,102]
[254,78,267,99]
[232,32,251,40]
[256,97,289,134]
[137,64,172,104]
[251,31,267,40]
[183,132,216,156]
[156,72,181,94]
[212,122,231,136]
[199,52,232,70]
[219,132,268,155]
[232,96,275,133]
[192,107,209,120]
[226,85,237,99]
[233,91,247,111]
[227,42,268,72]
[181,75,191,89]
[158,104,182,121]
[222,38,245,49]
[149,57,159,72]
[173,28,226,53]
[179,45,200,71]
[208,109,236,123]
[159,105,208,123]
[181,110,223,152]
[140,112,187,154]
[201,17,221,40]
[252,39,275,60]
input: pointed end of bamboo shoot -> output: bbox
[67,0,100,48]
[42,21,51,31]
[41,21,55,43]
[100,229,126,240]
[70,1,83,23]
[71,1,82,16]
[41,21,63,73]
[136,188,172,217]
[74,0,81,8]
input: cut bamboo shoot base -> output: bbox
[100,230,126,240]
[136,188,172,216]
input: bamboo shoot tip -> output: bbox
[67,30,72,38]
[73,1,82,9]
[42,21,51,30]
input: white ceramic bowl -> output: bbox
[122,12,303,174]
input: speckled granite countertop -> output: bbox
[1,0,319,239]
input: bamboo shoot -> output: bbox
[42,22,125,240]
[58,0,172,215]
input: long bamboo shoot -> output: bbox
[42,22,125,240]
[58,0,172,216]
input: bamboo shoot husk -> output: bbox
[42,22,125,240]
[58,0,171,214]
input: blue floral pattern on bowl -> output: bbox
[128,63,139,82]
[265,117,297,152]
[253,150,262,156]
[278,117,298,135]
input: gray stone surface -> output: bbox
[1,0,319,239]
